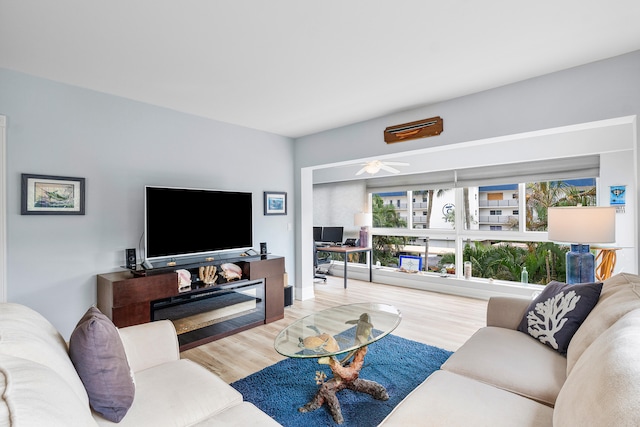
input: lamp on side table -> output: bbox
[354,212,372,247]
[547,206,616,284]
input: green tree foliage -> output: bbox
[372,194,408,266]
[526,180,596,230]
[441,241,568,284]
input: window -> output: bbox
[372,189,454,231]
[370,176,598,284]
[461,239,567,283]
[525,179,596,231]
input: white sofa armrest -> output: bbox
[118,320,180,373]
[486,296,531,330]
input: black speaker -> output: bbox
[284,286,293,307]
[126,248,137,270]
[260,242,268,255]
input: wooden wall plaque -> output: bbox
[384,116,443,144]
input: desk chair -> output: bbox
[314,244,330,282]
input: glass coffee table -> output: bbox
[274,302,402,424]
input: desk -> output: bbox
[315,246,372,289]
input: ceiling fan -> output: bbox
[356,160,409,176]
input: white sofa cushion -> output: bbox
[554,308,640,426]
[441,326,566,406]
[0,354,98,427]
[0,302,89,406]
[567,272,640,374]
[191,402,282,426]
[379,370,553,427]
[94,359,243,426]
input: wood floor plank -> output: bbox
[180,276,488,384]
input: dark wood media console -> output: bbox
[97,255,285,350]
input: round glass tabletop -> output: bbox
[274,302,402,359]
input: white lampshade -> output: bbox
[354,212,372,227]
[547,206,616,244]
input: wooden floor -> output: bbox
[180,276,488,384]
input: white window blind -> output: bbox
[366,155,599,193]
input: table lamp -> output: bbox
[354,212,372,247]
[547,206,616,284]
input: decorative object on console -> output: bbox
[547,206,616,284]
[21,173,85,215]
[198,265,217,285]
[260,242,268,254]
[177,269,193,291]
[517,281,603,355]
[384,116,443,144]
[68,306,135,422]
[220,263,242,281]
[264,191,287,215]
[354,212,372,247]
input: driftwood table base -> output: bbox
[298,346,389,424]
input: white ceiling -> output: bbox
[2,1,640,138]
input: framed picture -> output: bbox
[399,255,423,272]
[264,191,287,216]
[21,174,85,215]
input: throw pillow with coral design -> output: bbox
[517,281,602,355]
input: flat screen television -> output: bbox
[145,186,253,260]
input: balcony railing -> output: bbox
[478,215,518,224]
[479,199,519,207]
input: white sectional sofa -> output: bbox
[0,302,280,426]
[380,272,640,426]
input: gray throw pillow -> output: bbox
[69,306,135,422]
[517,281,602,355]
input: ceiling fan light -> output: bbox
[364,163,381,174]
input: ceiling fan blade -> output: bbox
[356,166,368,175]
[380,165,401,174]
[383,161,410,166]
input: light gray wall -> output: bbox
[294,50,640,292]
[296,51,640,168]
[314,181,367,239]
[0,69,295,338]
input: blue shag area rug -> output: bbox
[231,334,452,426]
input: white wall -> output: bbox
[0,69,295,338]
[313,181,367,239]
[294,50,640,299]
[600,151,636,273]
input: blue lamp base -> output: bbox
[566,244,595,284]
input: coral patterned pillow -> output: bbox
[517,281,602,355]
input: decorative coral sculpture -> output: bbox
[198,265,218,285]
[315,371,327,385]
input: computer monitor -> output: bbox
[313,226,323,242]
[321,226,344,244]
